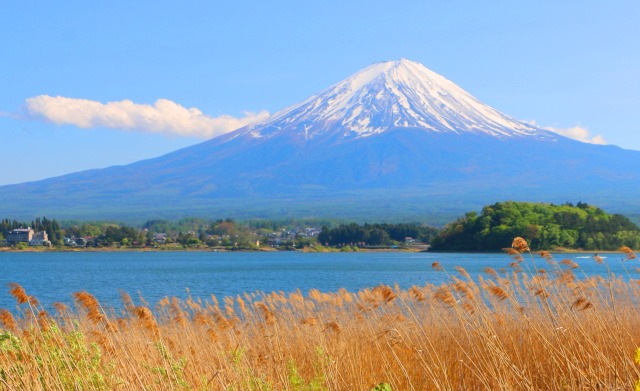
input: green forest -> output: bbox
[430,201,640,251]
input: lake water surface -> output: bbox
[0,250,635,311]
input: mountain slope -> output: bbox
[1,59,639,222]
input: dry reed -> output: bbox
[0,247,640,390]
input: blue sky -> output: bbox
[1,1,638,185]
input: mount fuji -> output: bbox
[2,59,639,222]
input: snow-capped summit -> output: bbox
[233,58,556,142]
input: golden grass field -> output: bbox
[1,240,639,390]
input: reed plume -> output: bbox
[539,250,553,260]
[8,283,29,305]
[255,302,275,325]
[213,308,232,330]
[73,291,105,324]
[434,286,456,306]
[409,286,426,302]
[324,321,341,334]
[503,247,520,256]
[487,285,509,301]
[559,258,579,269]
[620,246,637,261]
[37,310,50,332]
[119,290,135,312]
[373,284,397,303]
[512,236,529,253]
[0,309,17,331]
[133,306,159,337]
[572,297,594,311]
[53,302,69,315]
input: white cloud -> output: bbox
[546,125,607,145]
[24,95,269,138]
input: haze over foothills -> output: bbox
[1,1,639,187]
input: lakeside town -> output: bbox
[0,217,434,252]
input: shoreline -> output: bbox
[0,246,627,255]
[0,246,424,253]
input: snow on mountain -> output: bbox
[233,58,557,142]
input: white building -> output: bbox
[29,231,49,246]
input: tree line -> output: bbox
[317,223,439,247]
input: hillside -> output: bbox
[431,201,640,251]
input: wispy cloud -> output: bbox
[0,110,20,119]
[24,95,269,138]
[525,120,607,145]
[546,125,606,145]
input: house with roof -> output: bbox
[29,231,49,246]
[6,228,33,244]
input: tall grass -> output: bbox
[1,241,639,390]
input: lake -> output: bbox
[0,250,635,311]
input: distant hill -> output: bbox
[0,59,639,222]
[430,201,640,251]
